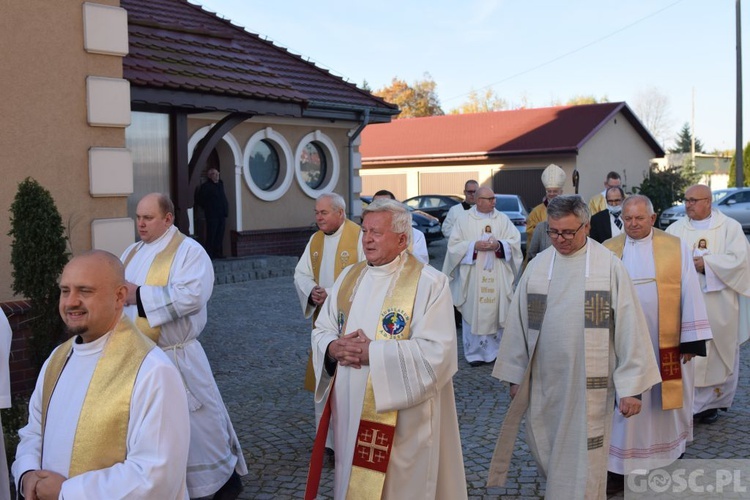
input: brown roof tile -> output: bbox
[122,0,397,115]
[360,102,663,162]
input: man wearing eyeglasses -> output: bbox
[442,187,522,366]
[588,171,622,215]
[589,186,625,243]
[442,180,479,239]
[602,195,712,494]
[488,195,660,498]
[666,184,750,425]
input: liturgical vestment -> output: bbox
[666,209,750,412]
[312,252,467,499]
[491,240,660,498]
[605,230,713,474]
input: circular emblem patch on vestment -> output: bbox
[382,312,406,336]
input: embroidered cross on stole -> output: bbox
[41,316,154,477]
[122,230,186,343]
[604,229,683,410]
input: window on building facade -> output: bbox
[300,142,327,189]
[248,139,280,190]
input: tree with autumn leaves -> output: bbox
[373,73,444,118]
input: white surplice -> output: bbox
[0,313,11,500]
[493,240,661,499]
[666,209,750,412]
[294,222,366,319]
[121,225,246,498]
[411,228,429,264]
[608,230,713,474]
[12,329,190,499]
[312,252,468,500]
[442,207,522,362]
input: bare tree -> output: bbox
[632,86,671,147]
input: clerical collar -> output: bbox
[73,329,112,354]
[323,221,346,237]
[690,215,712,230]
[366,250,407,275]
[625,229,653,246]
[144,225,176,246]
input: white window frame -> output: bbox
[243,127,294,201]
[295,130,340,199]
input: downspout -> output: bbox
[346,109,370,220]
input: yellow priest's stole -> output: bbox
[335,254,423,499]
[122,230,185,343]
[604,230,683,410]
[304,219,361,392]
[41,316,154,477]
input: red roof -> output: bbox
[122,0,397,118]
[360,102,663,162]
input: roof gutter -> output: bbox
[346,108,371,220]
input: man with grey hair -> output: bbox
[307,199,466,499]
[488,195,660,498]
[602,194,712,493]
[294,192,365,457]
[442,186,523,366]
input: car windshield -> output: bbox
[495,197,519,212]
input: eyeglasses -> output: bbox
[465,190,477,195]
[546,223,585,240]
[685,197,709,205]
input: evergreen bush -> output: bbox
[8,178,69,372]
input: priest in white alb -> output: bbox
[442,186,522,366]
[294,192,364,455]
[487,196,661,499]
[602,195,712,493]
[666,184,750,424]
[307,199,467,499]
[13,251,190,499]
[121,193,246,499]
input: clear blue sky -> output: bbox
[194,0,745,153]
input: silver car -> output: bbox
[716,188,750,232]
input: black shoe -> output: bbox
[469,361,484,367]
[606,471,624,494]
[212,471,243,500]
[325,447,335,467]
[700,409,719,424]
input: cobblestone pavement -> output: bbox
[201,239,750,499]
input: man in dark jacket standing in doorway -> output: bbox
[196,167,229,259]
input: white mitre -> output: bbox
[541,163,566,189]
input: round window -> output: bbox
[300,142,327,189]
[248,139,280,190]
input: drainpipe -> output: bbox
[347,109,370,220]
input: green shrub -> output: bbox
[8,178,70,372]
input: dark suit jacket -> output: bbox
[589,209,614,243]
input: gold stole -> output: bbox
[123,230,186,343]
[336,255,423,499]
[304,219,361,392]
[41,316,154,477]
[604,230,683,409]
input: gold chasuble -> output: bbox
[122,230,186,343]
[41,316,154,477]
[604,230,683,410]
[337,255,424,499]
[304,219,361,391]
